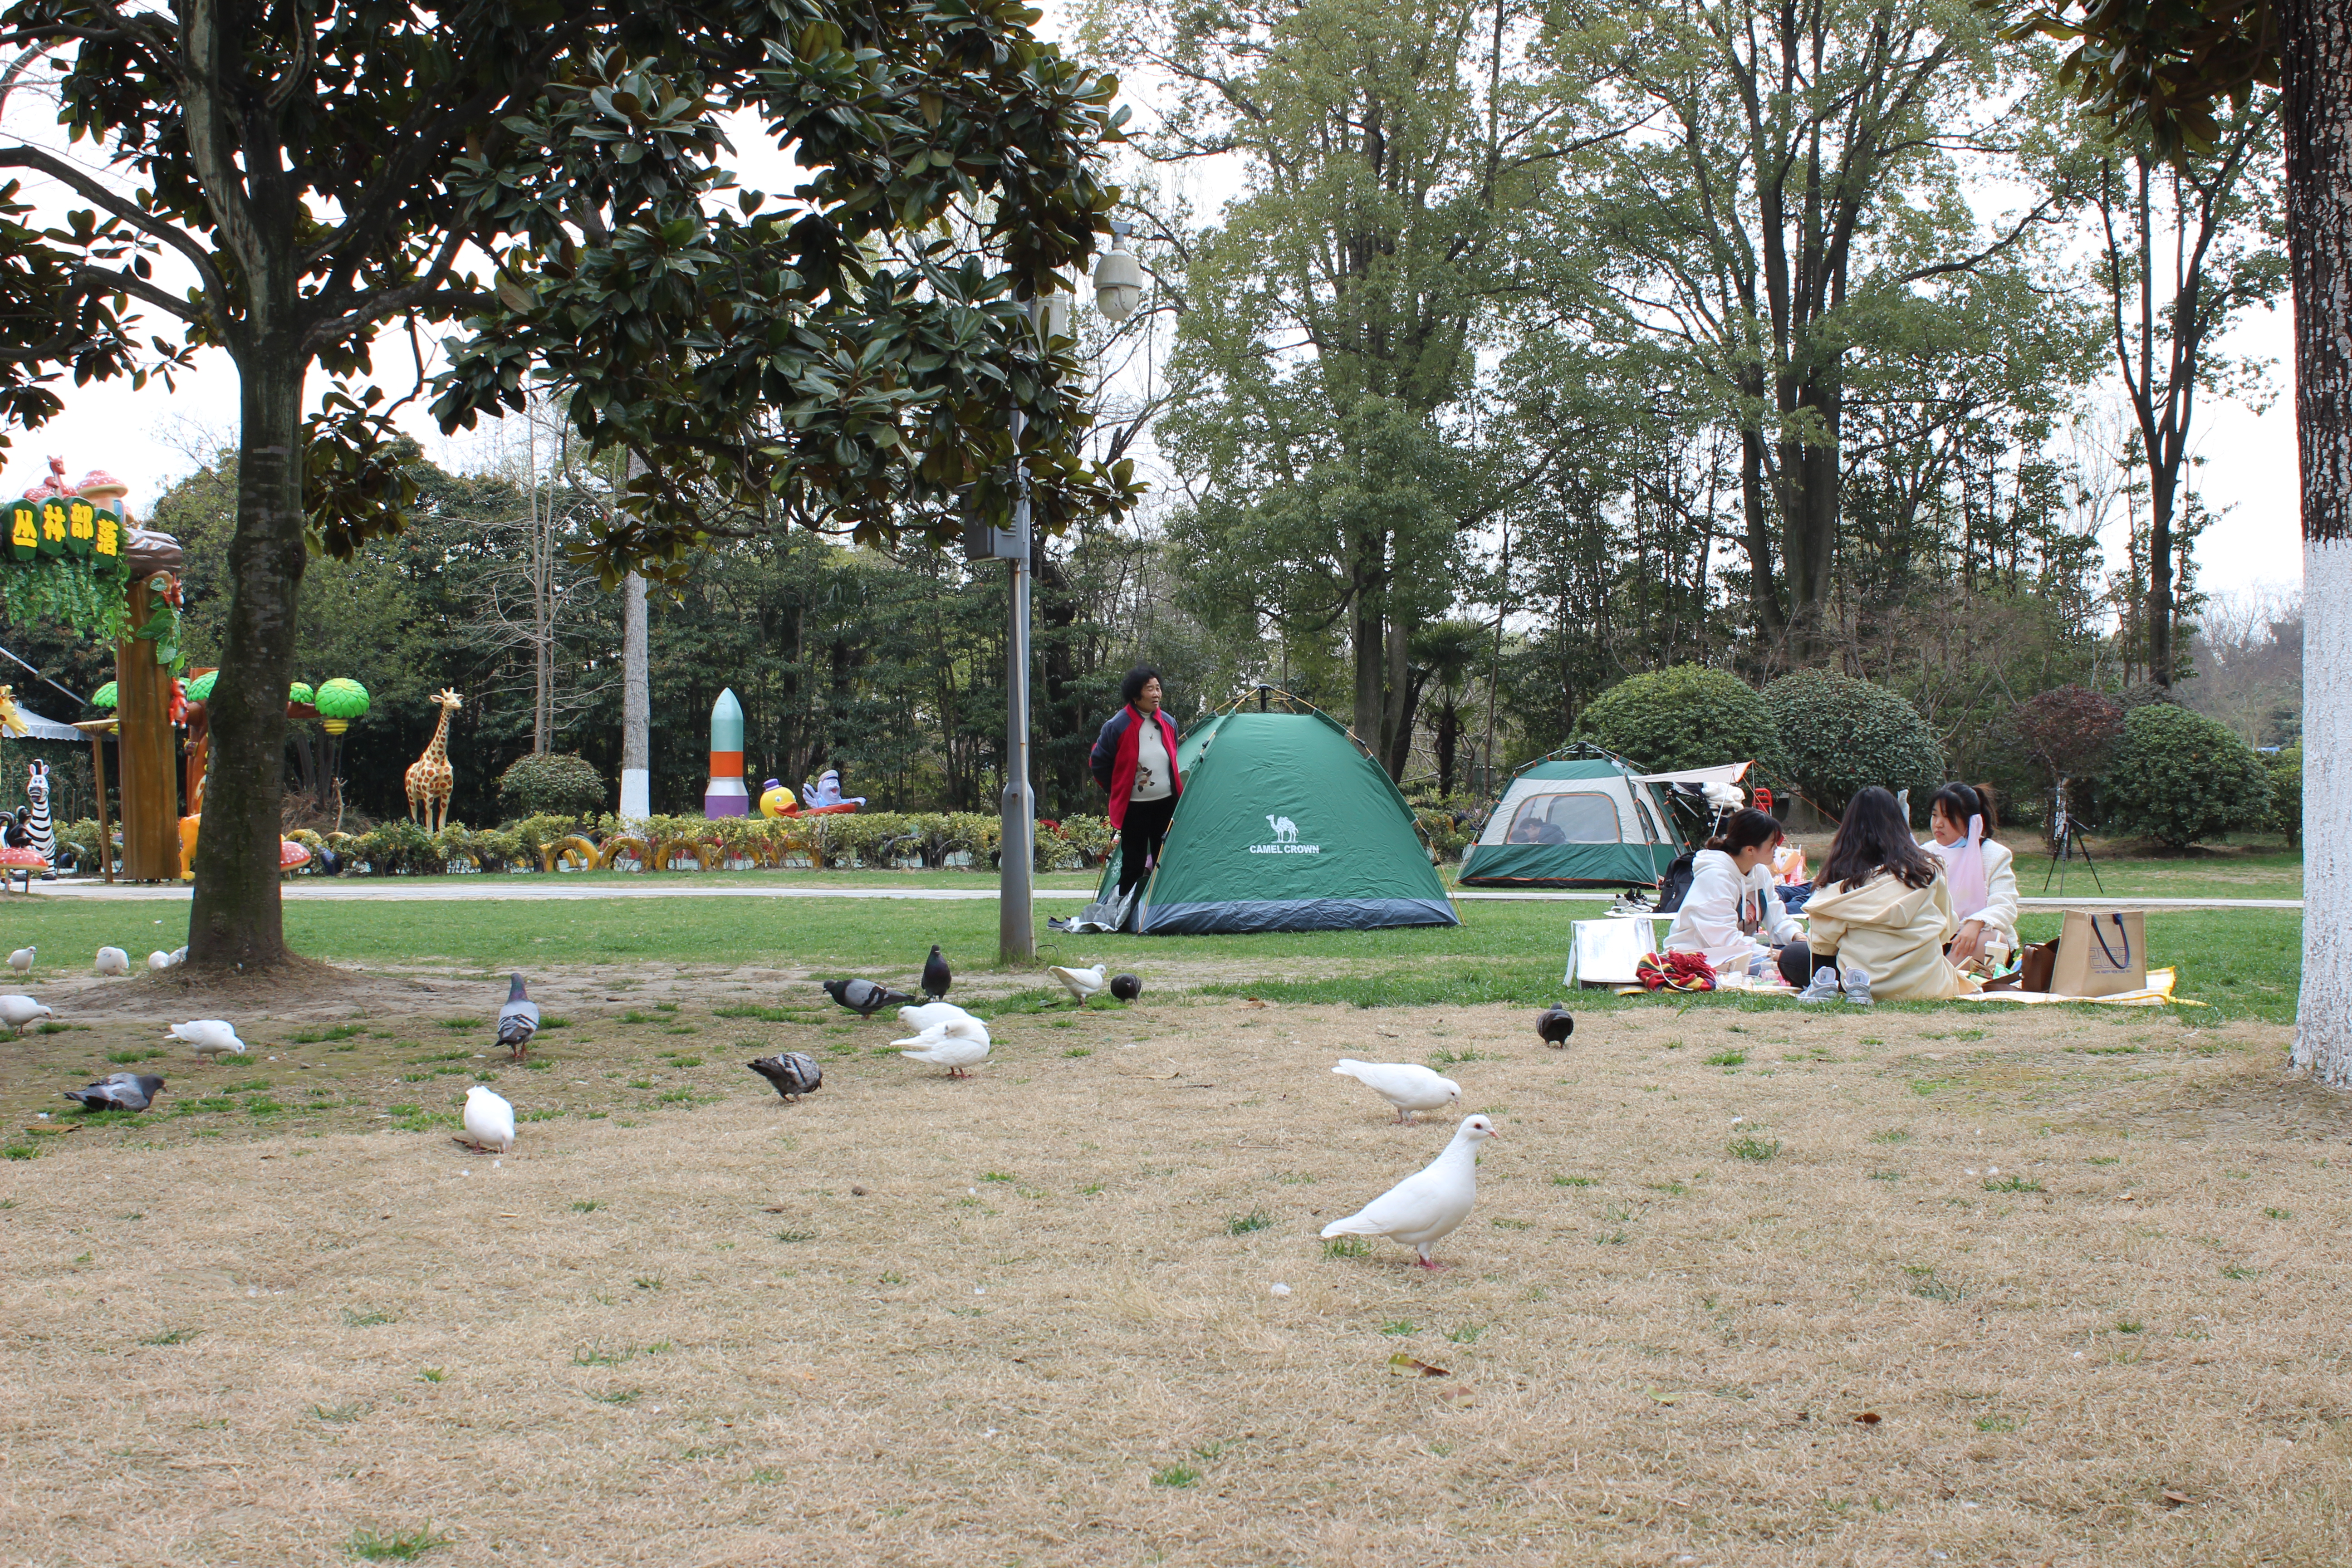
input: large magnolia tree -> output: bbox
[0,0,1137,969]
[2006,0,2345,1078]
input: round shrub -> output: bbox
[1576,665,1784,775]
[1762,670,1942,819]
[2101,703,2273,849]
[496,752,607,821]
[2268,743,2302,848]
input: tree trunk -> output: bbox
[186,348,307,968]
[1350,526,1385,750]
[2287,0,2352,1085]
[1435,696,1459,797]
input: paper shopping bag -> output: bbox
[2050,910,2147,997]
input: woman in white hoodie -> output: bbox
[1663,808,1809,983]
[1922,781,2019,968]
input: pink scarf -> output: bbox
[1943,815,1990,916]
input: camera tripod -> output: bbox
[2041,784,2103,896]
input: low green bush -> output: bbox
[1578,665,1785,775]
[2100,702,2273,849]
[1763,670,1942,819]
[495,752,607,820]
[2267,743,2302,848]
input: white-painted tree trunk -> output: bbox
[2294,539,2352,1079]
[619,570,649,822]
[2283,0,2352,1084]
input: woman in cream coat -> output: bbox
[1921,781,2019,966]
[1803,787,1975,1002]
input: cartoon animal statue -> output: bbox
[404,688,464,832]
[23,759,54,868]
[801,768,866,811]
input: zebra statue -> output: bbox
[24,760,54,870]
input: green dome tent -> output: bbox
[1456,746,1750,887]
[1092,707,1458,934]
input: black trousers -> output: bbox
[1776,940,1838,987]
[1117,795,1178,896]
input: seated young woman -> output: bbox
[1921,781,2019,968]
[1800,786,1975,1003]
[1662,808,1812,985]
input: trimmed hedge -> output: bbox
[1763,670,1942,819]
[496,752,607,820]
[2101,703,2273,849]
[2268,743,2302,848]
[1577,665,1785,775]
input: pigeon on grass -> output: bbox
[168,1020,245,1062]
[95,947,130,976]
[921,945,951,1000]
[892,1017,990,1078]
[456,1085,516,1153]
[1109,974,1142,1002]
[1331,1059,1462,1124]
[747,1053,823,1102]
[146,950,174,973]
[7,946,32,974]
[1319,1114,1499,1270]
[1047,964,1107,1006]
[496,974,540,1062]
[0,994,53,1034]
[1537,1005,1575,1048]
[65,1073,165,1113]
[895,1001,988,1039]
[823,977,916,1017]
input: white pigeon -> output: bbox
[94,946,130,976]
[169,946,187,966]
[168,1020,245,1062]
[896,1001,988,1039]
[1332,1059,1462,1124]
[1047,963,1108,1006]
[892,1022,991,1078]
[0,994,54,1034]
[1319,1114,1500,1269]
[459,1084,516,1153]
[147,950,174,972]
[7,946,32,974]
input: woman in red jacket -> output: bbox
[1089,666,1183,897]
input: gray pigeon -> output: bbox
[823,977,916,1017]
[65,1073,165,1113]
[1109,973,1142,1002]
[921,945,951,1000]
[747,1053,823,1102]
[497,973,540,1061]
[1537,1005,1575,1048]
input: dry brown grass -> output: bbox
[5,977,2351,1567]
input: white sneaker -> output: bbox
[1796,966,1842,1004]
[1842,965,1874,1006]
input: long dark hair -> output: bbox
[1120,666,1164,709]
[1930,781,1999,840]
[1819,786,1940,892]
[1704,807,1783,857]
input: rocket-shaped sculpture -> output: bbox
[704,687,749,818]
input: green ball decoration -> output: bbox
[314,677,370,733]
[91,681,117,710]
[289,681,315,706]
[183,669,218,703]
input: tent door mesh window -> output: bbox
[1506,791,1622,845]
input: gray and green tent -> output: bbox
[1456,750,1700,887]
[1093,708,1458,934]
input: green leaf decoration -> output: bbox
[314,677,371,720]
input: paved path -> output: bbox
[20,880,2305,911]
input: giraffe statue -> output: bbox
[405,689,464,832]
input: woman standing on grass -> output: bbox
[1089,667,1183,900]
[1799,786,1974,1004]
[1921,781,2019,969]
[1663,808,1811,984]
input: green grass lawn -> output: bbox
[7,893,2300,1027]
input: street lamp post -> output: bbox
[991,225,1145,966]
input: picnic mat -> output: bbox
[1962,966,2200,1008]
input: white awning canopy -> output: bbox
[1631,761,1753,788]
[3,709,87,741]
